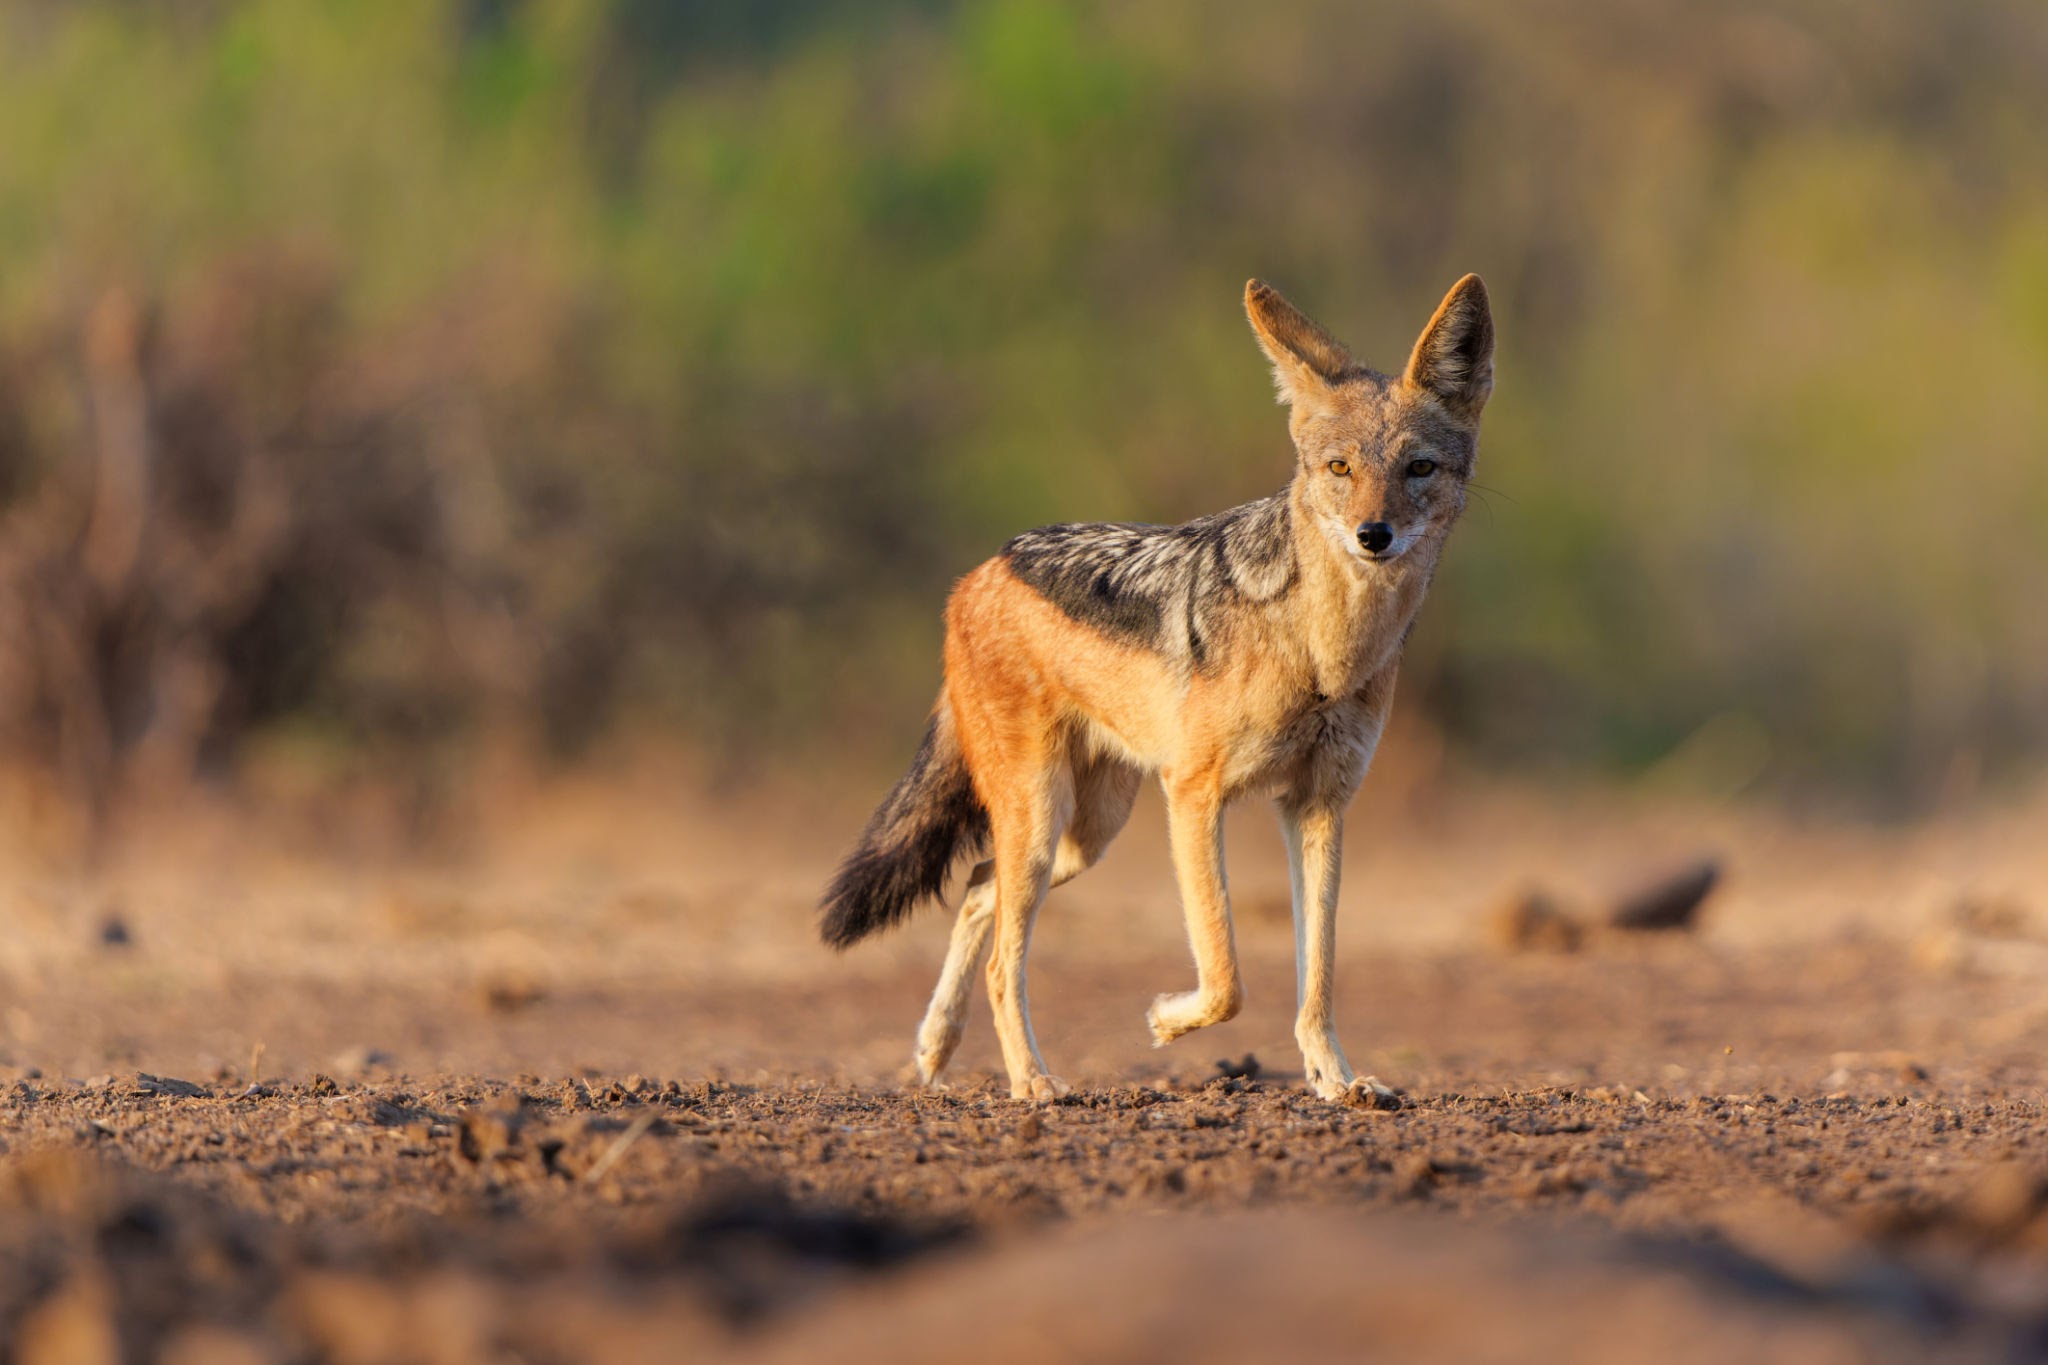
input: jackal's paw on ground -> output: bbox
[911,1041,959,1090]
[902,1059,949,1092]
[1014,1074,1071,1104]
[1337,1076,1403,1111]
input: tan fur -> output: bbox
[899,277,1494,1102]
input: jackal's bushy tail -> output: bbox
[819,701,988,949]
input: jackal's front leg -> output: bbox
[1280,802,1398,1108]
[1148,773,1244,1044]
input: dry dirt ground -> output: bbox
[2,778,2047,1362]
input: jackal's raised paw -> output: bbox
[1146,993,1185,1046]
[1147,988,1240,1046]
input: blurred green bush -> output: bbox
[0,0,2042,818]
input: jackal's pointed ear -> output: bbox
[1245,279,1355,406]
[1403,274,1494,418]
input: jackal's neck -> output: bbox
[1283,478,1434,696]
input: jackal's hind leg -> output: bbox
[986,817,1062,1101]
[914,759,1137,1093]
[913,860,996,1087]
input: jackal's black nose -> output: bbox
[1356,522,1395,554]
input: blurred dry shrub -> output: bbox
[0,255,593,850]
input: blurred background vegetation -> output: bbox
[0,0,2043,840]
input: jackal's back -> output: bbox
[999,492,1297,672]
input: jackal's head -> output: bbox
[1245,276,1494,574]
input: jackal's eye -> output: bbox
[1327,459,1351,477]
[1406,458,1439,478]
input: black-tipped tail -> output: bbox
[820,703,988,949]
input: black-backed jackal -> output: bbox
[822,277,1495,1103]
